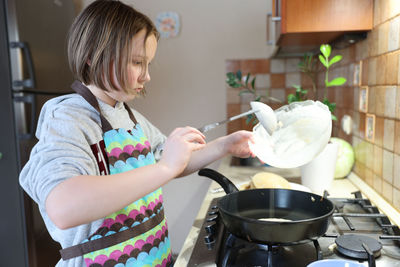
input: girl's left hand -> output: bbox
[223,130,256,158]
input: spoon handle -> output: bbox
[198,109,257,133]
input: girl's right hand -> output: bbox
[158,127,206,177]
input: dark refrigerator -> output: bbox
[0,0,76,266]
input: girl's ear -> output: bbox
[87,59,91,66]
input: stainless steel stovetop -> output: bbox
[187,191,400,267]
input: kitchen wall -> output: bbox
[76,0,274,255]
[226,0,400,213]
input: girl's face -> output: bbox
[104,29,158,105]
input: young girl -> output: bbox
[19,1,254,266]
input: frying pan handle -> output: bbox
[198,168,239,193]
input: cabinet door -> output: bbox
[283,0,373,33]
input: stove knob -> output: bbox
[211,205,218,210]
[204,234,215,244]
[205,222,216,234]
[206,215,218,222]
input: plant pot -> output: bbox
[300,142,339,195]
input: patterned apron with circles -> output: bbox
[59,81,172,267]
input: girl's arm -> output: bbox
[178,130,255,177]
[46,127,205,229]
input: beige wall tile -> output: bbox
[373,0,382,27]
[388,16,400,52]
[386,53,399,84]
[368,86,376,114]
[396,86,400,119]
[285,73,301,88]
[352,111,360,138]
[375,86,386,116]
[378,22,389,55]
[365,141,374,168]
[383,119,395,151]
[376,55,387,85]
[395,120,400,154]
[389,1,400,18]
[355,40,368,61]
[394,153,400,189]
[383,181,393,203]
[254,74,271,88]
[369,27,379,57]
[393,187,400,211]
[359,112,366,139]
[270,59,285,73]
[385,86,397,118]
[270,89,286,103]
[373,174,383,194]
[285,58,301,72]
[383,149,394,183]
[354,87,360,111]
[368,57,377,85]
[380,0,392,22]
[373,145,383,176]
[365,168,374,186]
[375,116,385,147]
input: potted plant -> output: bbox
[293,44,347,194]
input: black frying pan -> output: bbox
[198,168,334,245]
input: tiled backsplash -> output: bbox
[225,1,400,212]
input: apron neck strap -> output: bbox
[123,103,138,125]
[71,80,113,132]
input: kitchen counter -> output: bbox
[174,156,400,266]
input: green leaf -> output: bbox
[287,94,296,103]
[245,73,250,85]
[255,96,261,101]
[251,77,256,89]
[327,77,347,87]
[319,55,328,68]
[226,72,235,79]
[236,70,242,80]
[320,44,331,58]
[328,55,342,67]
[331,114,338,121]
[232,82,242,88]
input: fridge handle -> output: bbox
[13,93,36,140]
[10,41,36,89]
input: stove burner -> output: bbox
[335,234,382,260]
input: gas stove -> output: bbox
[187,191,400,267]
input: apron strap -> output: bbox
[71,80,113,132]
[123,103,138,125]
[60,209,165,260]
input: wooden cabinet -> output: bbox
[267,0,373,56]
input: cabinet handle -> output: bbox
[266,13,274,45]
[267,13,281,45]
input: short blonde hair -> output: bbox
[67,0,159,92]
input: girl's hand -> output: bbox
[223,130,255,158]
[159,127,206,177]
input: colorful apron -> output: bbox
[59,81,172,267]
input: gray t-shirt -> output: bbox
[19,93,166,267]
